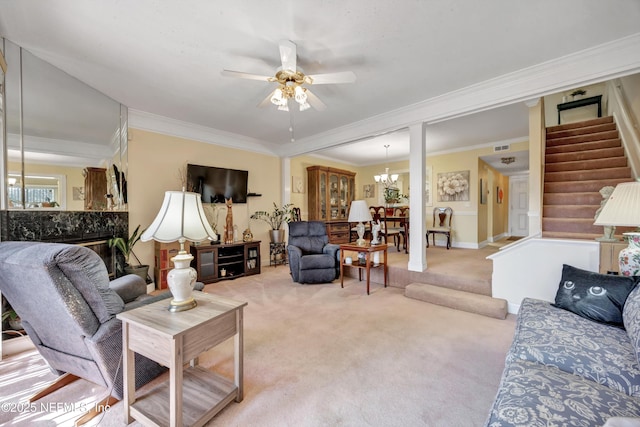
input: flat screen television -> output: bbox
[187,164,249,204]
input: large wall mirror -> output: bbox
[2,38,127,211]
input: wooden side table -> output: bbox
[339,243,388,295]
[117,292,247,427]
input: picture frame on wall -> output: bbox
[363,184,375,198]
[437,170,470,202]
[292,176,304,193]
[497,186,504,204]
[480,179,486,204]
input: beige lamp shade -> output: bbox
[348,200,373,223]
[141,191,217,243]
[593,181,640,227]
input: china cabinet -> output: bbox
[307,166,356,243]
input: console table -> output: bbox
[557,95,602,124]
[118,292,247,427]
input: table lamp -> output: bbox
[141,190,217,311]
[593,180,640,276]
[348,200,372,246]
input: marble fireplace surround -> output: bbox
[0,210,128,277]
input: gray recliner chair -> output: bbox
[0,241,184,422]
[287,221,340,284]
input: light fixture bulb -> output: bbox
[271,88,284,105]
[381,173,388,181]
[391,174,399,182]
[294,86,307,104]
[278,103,289,112]
[299,102,310,111]
[374,175,381,183]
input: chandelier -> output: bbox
[269,70,311,112]
[374,145,398,188]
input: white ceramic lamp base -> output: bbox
[167,253,198,312]
[620,232,640,277]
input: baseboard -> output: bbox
[2,335,34,358]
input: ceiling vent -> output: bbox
[494,144,510,152]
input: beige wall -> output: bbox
[128,129,281,269]
[621,73,640,119]
[544,82,606,126]
[129,128,528,269]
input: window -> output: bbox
[7,173,66,209]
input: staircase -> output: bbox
[543,116,634,239]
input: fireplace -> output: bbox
[0,210,128,276]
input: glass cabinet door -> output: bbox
[319,171,327,220]
[329,173,339,220]
[339,175,348,219]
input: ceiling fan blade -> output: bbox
[305,89,326,111]
[306,71,356,85]
[221,69,273,82]
[257,89,276,108]
[279,40,297,72]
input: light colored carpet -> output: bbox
[0,265,516,427]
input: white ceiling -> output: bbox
[1,0,640,173]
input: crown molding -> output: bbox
[128,109,279,157]
[276,32,640,157]
[128,33,640,160]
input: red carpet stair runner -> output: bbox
[543,116,634,240]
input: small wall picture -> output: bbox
[480,179,486,204]
[363,184,375,198]
[437,170,470,202]
[72,186,84,200]
[497,186,504,204]
[292,176,304,193]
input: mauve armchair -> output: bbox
[0,241,179,424]
[287,221,340,284]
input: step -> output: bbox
[545,147,625,164]
[546,122,617,140]
[543,204,599,219]
[544,166,631,182]
[546,116,613,133]
[546,130,620,147]
[544,157,627,172]
[404,283,507,320]
[543,229,636,240]
[542,231,602,240]
[542,217,603,234]
[544,178,632,193]
[543,192,602,205]
[545,138,622,154]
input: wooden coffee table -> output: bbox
[339,243,388,295]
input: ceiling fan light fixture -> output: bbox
[277,103,289,112]
[294,85,307,104]
[299,101,311,111]
[271,88,284,106]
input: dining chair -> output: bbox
[426,207,453,249]
[394,207,409,253]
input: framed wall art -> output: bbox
[437,170,470,202]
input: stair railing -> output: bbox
[607,79,640,179]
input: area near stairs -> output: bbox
[543,116,635,240]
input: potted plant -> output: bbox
[108,225,149,281]
[250,203,293,243]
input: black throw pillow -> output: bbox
[553,264,640,327]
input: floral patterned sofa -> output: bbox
[486,266,640,427]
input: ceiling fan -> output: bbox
[221,40,356,112]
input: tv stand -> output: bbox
[190,241,261,284]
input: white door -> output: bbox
[509,175,529,237]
